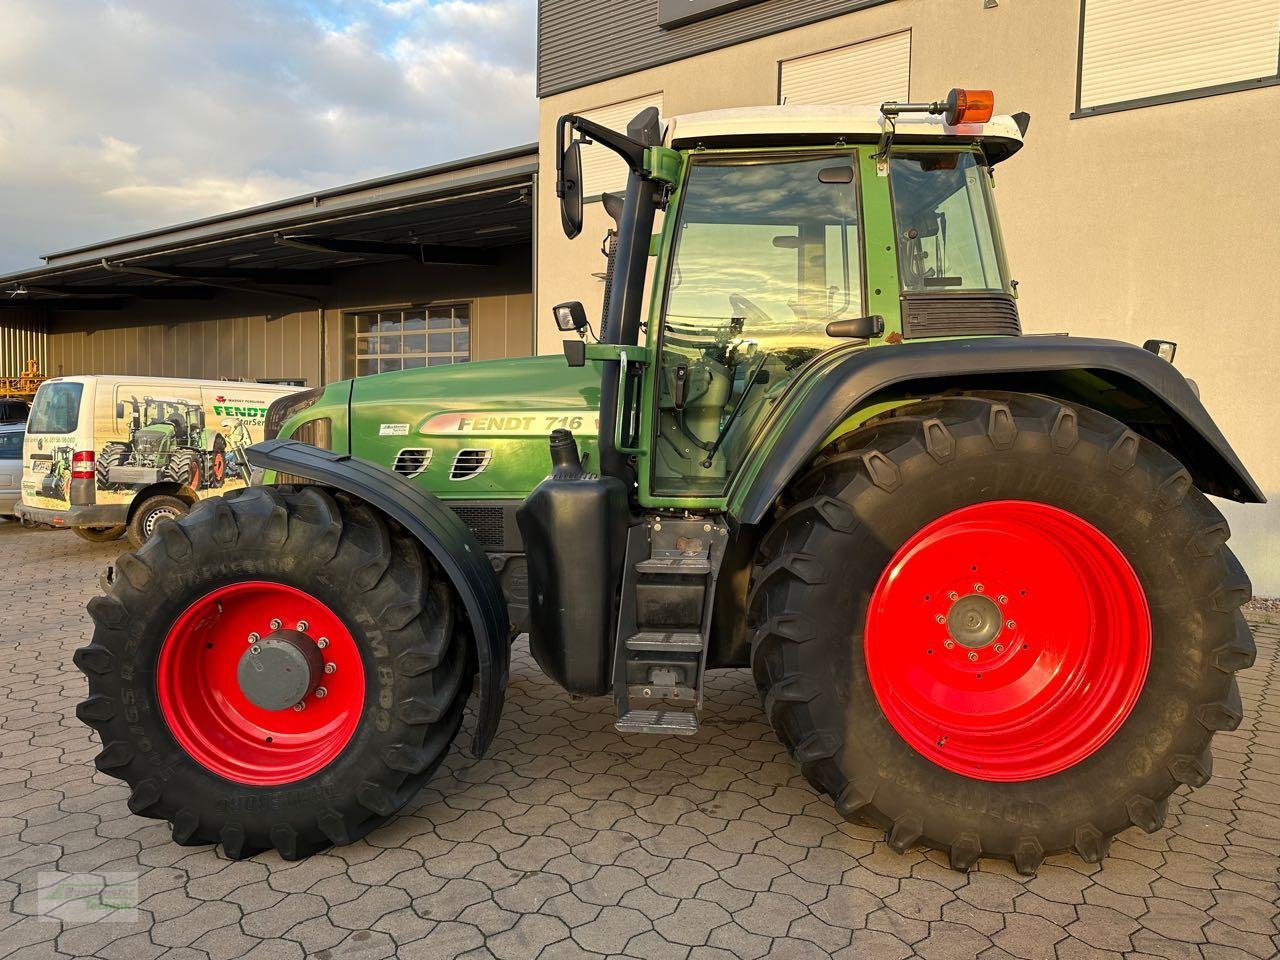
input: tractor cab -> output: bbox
[553,91,1026,506]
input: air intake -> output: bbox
[901,293,1021,339]
[392,448,433,478]
[450,449,492,481]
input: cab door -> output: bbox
[639,148,878,508]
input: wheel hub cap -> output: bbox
[946,594,1002,649]
[237,629,323,711]
[864,500,1151,782]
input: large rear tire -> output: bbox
[76,485,471,860]
[749,393,1254,874]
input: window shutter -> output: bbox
[779,31,911,106]
[578,94,664,198]
[1079,0,1280,111]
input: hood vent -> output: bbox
[450,449,492,481]
[393,448,433,478]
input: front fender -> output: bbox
[246,439,510,756]
[729,336,1264,525]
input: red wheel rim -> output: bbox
[212,452,225,481]
[156,581,365,786]
[865,500,1150,782]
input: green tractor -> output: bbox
[35,443,75,502]
[77,89,1260,874]
[99,395,228,493]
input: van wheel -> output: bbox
[128,494,190,548]
[75,525,127,543]
[76,486,469,860]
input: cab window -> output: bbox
[28,382,83,435]
[654,153,862,497]
[888,150,1003,292]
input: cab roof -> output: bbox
[665,103,1026,163]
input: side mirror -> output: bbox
[115,401,124,419]
[553,301,589,333]
[559,140,584,239]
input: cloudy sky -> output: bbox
[0,0,537,273]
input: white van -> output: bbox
[17,375,298,546]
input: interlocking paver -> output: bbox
[1,523,1278,958]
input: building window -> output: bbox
[779,31,910,106]
[1076,0,1280,116]
[577,93,664,198]
[351,304,470,376]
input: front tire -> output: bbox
[76,486,470,860]
[749,393,1254,874]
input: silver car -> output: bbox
[0,421,23,516]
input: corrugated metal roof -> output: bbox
[28,144,537,272]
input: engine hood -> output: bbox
[348,354,604,499]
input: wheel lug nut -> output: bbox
[247,632,260,644]
[944,640,955,650]
[935,614,946,624]
[315,686,327,698]
[324,663,336,675]
[967,651,978,662]
[250,645,261,656]
[974,583,984,593]
[293,702,305,712]
[297,620,309,633]
[948,592,959,601]
[998,595,1008,604]
[994,643,1004,653]
[1006,620,1016,629]
[317,637,329,649]
[269,619,282,630]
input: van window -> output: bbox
[0,431,22,458]
[28,382,83,434]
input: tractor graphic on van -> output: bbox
[33,444,74,502]
[98,396,228,492]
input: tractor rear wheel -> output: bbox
[749,392,1254,874]
[75,485,470,860]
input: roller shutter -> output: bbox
[578,94,664,198]
[779,31,911,106]
[1078,0,1280,112]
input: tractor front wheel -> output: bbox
[76,486,470,859]
[749,393,1254,874]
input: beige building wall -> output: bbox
[535,0,1280,591]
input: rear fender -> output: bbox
[246,439,510,756]
[729,336,1264,525]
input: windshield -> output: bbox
[889,151,1003,292]
[654,153,862,497]
[28,382,83,435]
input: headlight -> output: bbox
[264,387,325,441]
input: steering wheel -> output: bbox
[728,293,773,330]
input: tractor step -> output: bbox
[612,517,729,737]
[625,631,703,652]
[635,554,713,575]
[615,710,700,736]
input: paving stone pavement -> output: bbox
[1,520,1277,960]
